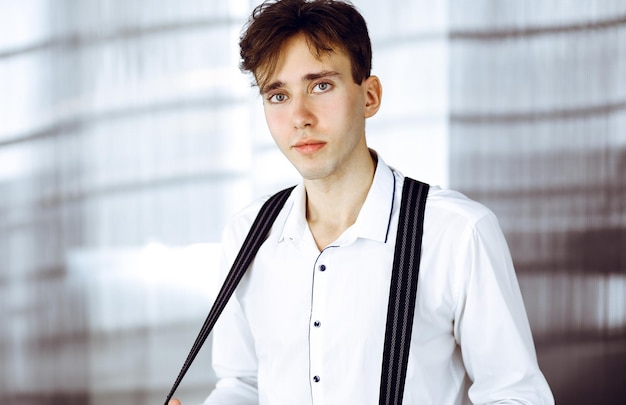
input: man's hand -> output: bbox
[168,399,181,405]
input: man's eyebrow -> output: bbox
[260,71,341,94]
[302,70,341,82]
[261,81,284,95]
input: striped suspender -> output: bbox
[164,178,429,405]
[164,186,295,405]
[380,178,430,405]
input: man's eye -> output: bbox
[313,82,332,93]
[269,93,287,103]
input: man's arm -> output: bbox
[454,213,554,404]
[200,209,262,405]
[168,298,258,405]
[201,293,259,404]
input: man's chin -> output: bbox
[297,168,331,182]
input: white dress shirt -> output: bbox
[204,155,554,405]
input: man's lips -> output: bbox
[293,141,326,154]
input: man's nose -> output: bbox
[291,96,317,129]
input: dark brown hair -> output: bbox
[239,0,372,90]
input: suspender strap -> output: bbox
[164,186,295,405]
[379,177,430,405]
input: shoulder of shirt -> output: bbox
[224,194,274,235]
[388,167,497,230]
[221,186,296,243]
[423,184,496,227]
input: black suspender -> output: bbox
[164,178,429,405]
[380,178,429,405]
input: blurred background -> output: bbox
[0,0,624,404]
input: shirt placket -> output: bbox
[309,247,335,405]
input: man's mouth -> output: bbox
[293,141,326,154]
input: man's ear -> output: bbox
[363,75,382,118]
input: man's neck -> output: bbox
[304,151,377,250]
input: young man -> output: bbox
[171,0,554,403]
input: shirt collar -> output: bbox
[278,152,396,245]
[278,183,308,243]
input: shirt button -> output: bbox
[313,320,321,328]
[319,264,326,272]
[313,375,321,383]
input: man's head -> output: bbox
[239,0,372,92]
[240,0,382,183]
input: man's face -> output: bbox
[260,34,380,182]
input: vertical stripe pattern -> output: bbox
[379,178,430,405]
[164,186,295,404]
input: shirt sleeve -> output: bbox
[202,297,259,404]
[202,212,261,405]
[453,212,554,404]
